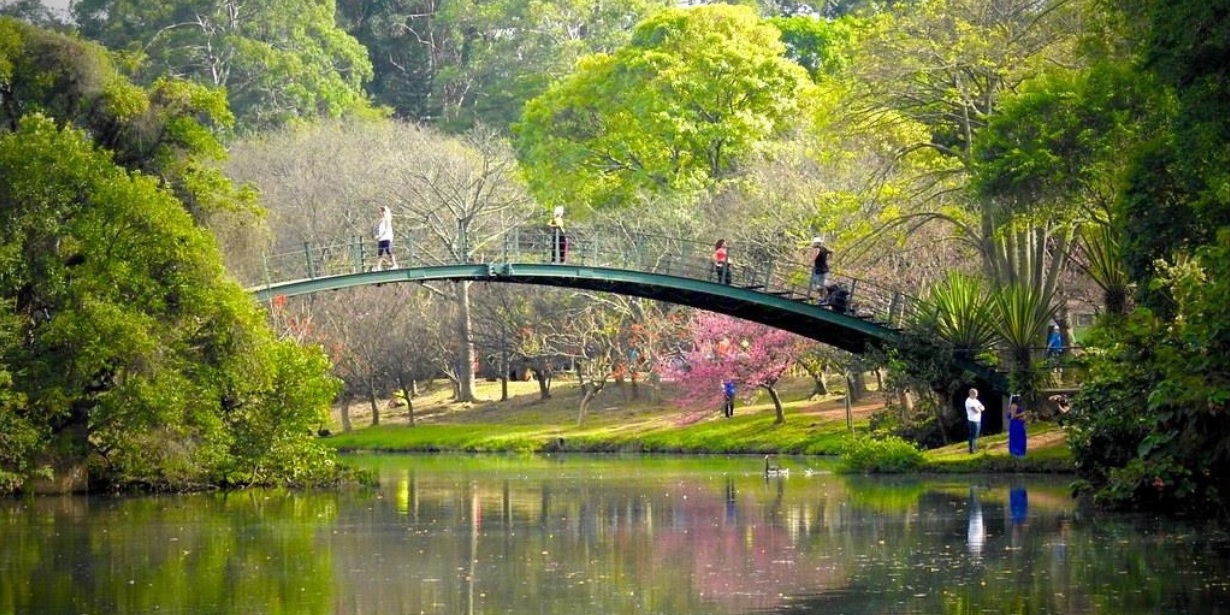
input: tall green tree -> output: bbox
[72,0,374,131]
[972,65,1171,316]
[0,0,67,29]
[516,4,813,210]
[847,0,1086,276]
[1113,0,1230,307]
[1063,0,1230,515]
[338,0,670,130]
[0,116,341,491]
[0,17,254,222]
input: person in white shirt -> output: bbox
[374,206,397,270]
[965,388,985,453]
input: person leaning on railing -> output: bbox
[809,237,832,300]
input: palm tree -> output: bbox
[917,272,999,359]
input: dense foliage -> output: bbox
[516,4,812,210]
[4,0,1228,515]
[1060,0,1230,514]
[0,20,342,492]
[838,433,923,473]
[71,0,374,131]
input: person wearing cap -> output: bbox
[549,206,567,263]
[1045,324,1063,358]
[810,237,832,300]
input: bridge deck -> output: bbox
[242,225,1004,388]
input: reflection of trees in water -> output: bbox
[9,466,1225,615]
[0,493,338,614]
[764,487,1230,615]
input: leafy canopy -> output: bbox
[0,115,342,490]
[72,0,375,131]
[516,4,813,210]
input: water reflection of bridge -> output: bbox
[245,225,1002,386]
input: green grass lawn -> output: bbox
[919,421,1073,473]
[323,375,1075,473]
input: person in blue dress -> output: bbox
[1007,394,1027,458]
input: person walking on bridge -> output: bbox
[549,206,568,263]
[373,205,397,270]
[713,239,732,284]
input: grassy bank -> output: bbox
[323,376,1073,473]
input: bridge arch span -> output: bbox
[252,262,996,387]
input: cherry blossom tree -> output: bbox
[664,312,809,424]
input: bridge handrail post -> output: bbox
[684,241,695,281]
[262,251,271,290]
[349,235,358,273]
[304,242,316,279]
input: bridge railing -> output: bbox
[250,226,926,329]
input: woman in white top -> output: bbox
[374,206,397,270]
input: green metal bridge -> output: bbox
[245,225,1003,387]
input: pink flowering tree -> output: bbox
[663,312,809,424]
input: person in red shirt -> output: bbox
[713,239,731,284]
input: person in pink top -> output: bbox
[713,239,731,284]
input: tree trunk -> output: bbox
[449,376,460,401]
[898,389,914,416]
[396,376,415,427]
[763,384,785,424]
[367,379,381,426]
[456,280,477,402]
[577,390,594,426]
[533,367,552,400]
[499,348,509,401]
[933,389,949,445]
[576,367,605,426]
[808,366,829,399]
[340,393,353,432]
[850,371,867,402]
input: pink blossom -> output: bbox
[662,311,810,412]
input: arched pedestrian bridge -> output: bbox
[244,225,1002,387]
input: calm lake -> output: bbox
[2,454,1228,614]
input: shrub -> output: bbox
[838,433,923,473]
